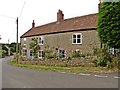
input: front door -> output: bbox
[29,50,32,60]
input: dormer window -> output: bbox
[38,36,44,45]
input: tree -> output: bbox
[29,38,40,58]
[9,42,16,53]
[97,2,120,49]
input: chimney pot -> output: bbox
[98,0,101,11]
[32,20,35,28]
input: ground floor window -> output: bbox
[58,49,66,58]
[38,50,44,59]
[22,48,27,56]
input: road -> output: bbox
[2,56,119,88]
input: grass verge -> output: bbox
[9,59,119,74]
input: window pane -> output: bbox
[77,34,81,38]
[73,35,76,38]
[73,39,76,43]
[42,40,43,44]
[77,39,81,43]
[39,51,44,57]
[59,50,65,58]
[39,37,44,45]
[39,38,41,40]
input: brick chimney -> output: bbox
[32,20,35,28]
[57,9,64,22]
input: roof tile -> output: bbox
[21,13,98,38]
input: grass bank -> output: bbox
[9,59,119,74]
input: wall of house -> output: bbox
[21,29,100,58]
[44,30,100,54]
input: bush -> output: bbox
[93,47,113,67]
[72,51,81,58]
[67,56,73,60]
[0,50,7,58]
[107,61,113,69]
[93,57,107,67]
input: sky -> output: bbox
[0,0,99,44]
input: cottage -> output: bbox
[20,10,100,59]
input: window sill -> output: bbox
[72,43,82,45]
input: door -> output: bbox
[29,50,32,60]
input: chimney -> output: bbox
[98,0,101,11]
[32,20,35,28]
[57,9,64,22]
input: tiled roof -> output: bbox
[21,13,98,38]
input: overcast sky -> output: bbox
[0,0,99,43]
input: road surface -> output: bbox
[2,56,119,88]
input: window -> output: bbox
[38,36,44,45]
[58,49,66,58]
[23,38,26,45]
[38,50,44,58]
[72,33,82,44]
[22,48,27,56]
[24,38,26,41]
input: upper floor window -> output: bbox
[23,38,26,41]
[72,33,82,44]
[23,38,26,45]
[38,36,44,45]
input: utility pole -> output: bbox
[16,17,19,63]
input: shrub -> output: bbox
[107,61,113,69]
[72,50,81,58]
[93,47,113,67]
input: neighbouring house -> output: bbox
[20,9,101,59]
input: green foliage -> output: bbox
[67,55,73,60]
[93,47,112,67]
[72,50,81,58]
[44,46,57,59]
[112,57,120,68]
[97,2,120,48]
[29,38,40,58]
[93,55,108,67]
[9,42,16,53]
[0,50,7,58]
[13,53,19,60]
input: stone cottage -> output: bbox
[20,10,100,59]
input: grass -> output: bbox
[9,59,119,74]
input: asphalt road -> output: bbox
[2,56,119,88]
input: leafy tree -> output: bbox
[97,2,120,48]
[9,42,16,53]
[29,38,40,58]
[0,50,7,58]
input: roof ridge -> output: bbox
[35,13,98,28]
[21,13,98,38]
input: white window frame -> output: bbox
[22,48,27,56]
[38,36,44,45]
[72,33,82,44]
[23,38,26,41]
[38,50,44,59]
[58,49,66,58]
[23,38,27,45]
